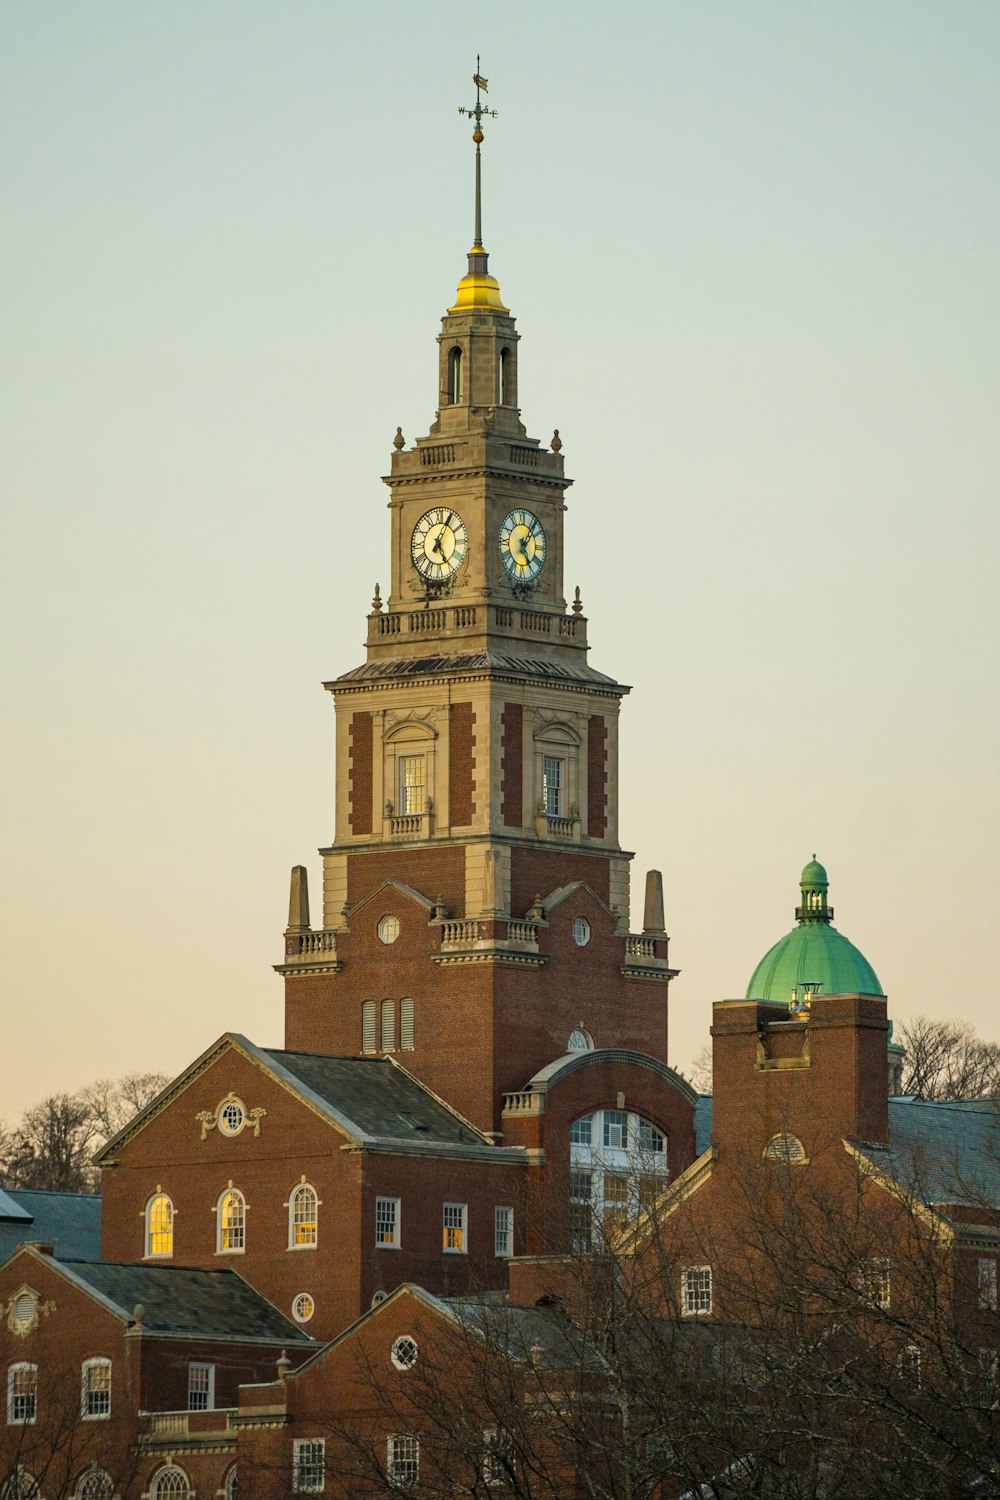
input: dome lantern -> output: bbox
[746,858,883,1006]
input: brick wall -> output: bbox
[349,712,373,835]
[587,714,607,838]
[448,702,475,827]
[501,703,523,827]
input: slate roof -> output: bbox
[58,1259,314,1342]
[692,1095,1000,1209]
[0,1188,101,1263]
[263,1048,514,1156]
[332,651,626,690]
[864,1098,1000,1209]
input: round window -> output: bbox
[378,915,400,945]
[572,917,591,947]
[371,1289,388,1309]
[217,1098,246,1136]
[292,1292,315,1323]
[391,1335,418,1370]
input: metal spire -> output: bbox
[458,57,497,255]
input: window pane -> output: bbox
[542,756,562,816]
[443,1202,467,1252]
[147,1194,173,1257]
[219,1191,245,1252]
[570,1170,593,1252]
[495,1206,513,1257]
[398,757,425,815]
[293,1439,325,1494]
[388,1434,419,1486]
[682,1267,712,1316]
[376,1197,399,1246]
[292,1185,318,1247]
[82,1361,111,1418]
[603,1110,627,1150]
[187,1364,214,1412]
[569,1114,593,1146]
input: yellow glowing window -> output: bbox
[398,756,425,816]
[146,1194,174,1258]
[602,1173,629,1238]
[218,1189,246,1253]
[290,1184,318,1248]
[443,1202,467,1253]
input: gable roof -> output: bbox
[0,1188,101,1262]
[55,1258,316,1343]
[95,1034,524,1165]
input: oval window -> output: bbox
[572,917,591,947]
[292,1292,315,1323]
[217,1098,246,1136]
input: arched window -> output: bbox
[568,1110,668,1251]
[145,1193,173,1258]
[400,998,415,1051]
[362,999,377,1052]
[568,1027,593,1052]
[76,1469,114,1499]
[224,1466,238,1500]
[381,998,395,1052]
[498,347,511,405]
[6,1364,37,1425]
[448,346,462,404]
[81,1358,112,1419]
[1,1469,38,1500]
[289,1183,318,1248]
[763,1133,806,1164]
[150,1467,190,1498]
[217,1188,246,1253]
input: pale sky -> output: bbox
[3,2,998,1121]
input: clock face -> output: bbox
[410,507,468,582]
[499,508,546,583]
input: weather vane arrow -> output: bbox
[458,55,497,251]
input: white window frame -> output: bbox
[542,755,563,816]
[293,1439,326,1494]
[150,1468,191,1498]
[289,1183,319,1249]
[495,1206,514,1258]
[397,754,426,816]
[858,1257,891,1310]
[187,1362,215,1412]
[216,1187,247,1254]
[376,1195,400,1248]
[681,1266,713,1317]
[6,1363,37,1425]
[145,1192,174,1259]
[443,1201,468,1254]
[391,1335,418,1371]
[80,1357,111,1420]
[76,1466,114,1499]
[483,1427,515,1486]
[387,1433,419,1488]
[979,1257,998,1311]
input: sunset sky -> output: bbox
[3,1,998,1121]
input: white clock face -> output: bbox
[499,508,546,583]
[410,507,468,582]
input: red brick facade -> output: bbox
[448,701,475,827]
[347,712,373,835]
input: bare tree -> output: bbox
[78,1072,170,1151]
[898,1015,1000,1100]
[0,1073,169,1193]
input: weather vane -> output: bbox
[458,56,497,251]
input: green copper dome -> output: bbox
[746,858,883,1004]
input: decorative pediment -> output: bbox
[4,1284,56,1338]
[196,1092,268,1141]
[384,710,439,741]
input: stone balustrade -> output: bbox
[502,1090,543,1115]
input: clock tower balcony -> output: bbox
[366,601,588,659]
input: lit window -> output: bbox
[150,1468,190,1498]
[381,998,395,1052]
[603,1110,627,1150]
[980,1258,998,1311]
[376,1196,400,1248]
[187,1363,215,1412]
[484,1427,515,1486]
[217,1097,245,1136]
[6,1364,37,1425]
[391,1336,418,1371]
[495,1206,514,1258]
[681,1267,712,1317]
[145,1193,174,1258]
[289,1184,318,1248]
[81,1359,111,1420]
[542,756,562,817]
[292,1293,315,1324]
[293,1442,325,1495]
[858,1258,891,1310]
[388,1434,419,1488]
[571,917,590,946]
[378,915,400,944]
[362,1000,376,1053]
[602,1173,629,1238]
[398,756,425,816]
[443,1202,467,1253]
[569,1115,593,1146]
[76,1468,114,1499]
[217,1189,246,1253]
[400,998,415,1051]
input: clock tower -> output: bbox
[279,78,676,1135]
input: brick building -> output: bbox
[3,91,998,1500]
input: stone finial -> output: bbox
[572,586,583,616]
[372,583,383,613]
[642,869,667,937]
[276,1349,292,1381]
[287,866,311,933]
[530,1340,545,1368]
[132,1304,145,1328]
[550,429,562,452]
[393,427,405,451]
[527,893,544,921]
[433,894,448,920]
